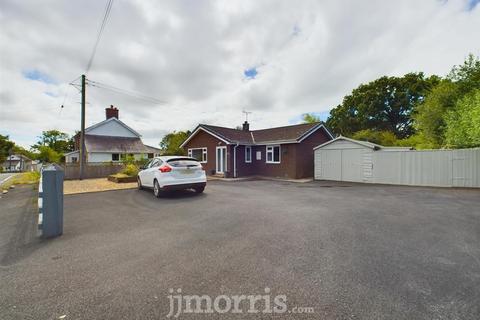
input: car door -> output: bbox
[138,159,153,186]
[145,159,163,187]
[140,159,158,187]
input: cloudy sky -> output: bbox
[1,0,479,148]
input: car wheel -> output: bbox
[153,180,162,198]
[194,186,205,193]
[137,177,143,190]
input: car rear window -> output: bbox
[167,158,201,168]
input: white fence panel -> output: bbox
[372,151,403,185]
[315,147,480,188]
[372,148,480,187]
[451,148,480,187]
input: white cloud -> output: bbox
[0,0,479,148]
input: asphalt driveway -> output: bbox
[1,180,479,319]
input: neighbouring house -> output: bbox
[1,154,33,172]
[65,106,161,163]
[180,121,334,179]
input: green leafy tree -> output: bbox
[159,130,191,156]
[32,130,73,154]
[444,89,480,148]
[413,80,459,148]
[0,134,15,164]
[302,113,321,123]
[36,146,61,163]
[447,53,480,95]
[326,73,439,139]
[414,54,480,148]
[12,145,37,160]
[352,129,398,146]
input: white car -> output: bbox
[137,156,207,197]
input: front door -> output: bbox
[216,146,227,174]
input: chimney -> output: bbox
[242,121,250,131]
[106,105,119,119]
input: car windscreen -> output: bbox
[166,158,201,168]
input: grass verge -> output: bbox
[1,171,40,191]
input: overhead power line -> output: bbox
[87,79,166,104]
[85,0,114,73]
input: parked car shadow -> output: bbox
[137,188,207,200]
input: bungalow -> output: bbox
[1,154,33,172]
[181,121,334,179]
[65,106,161,163]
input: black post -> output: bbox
[79,74,86,180]
[8,149,12,172]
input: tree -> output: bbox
[326,73,439,139]
[0,134,15,164]
[36,146,61,163]
[413,80,459,148]
[302,113,321,123]
[414,54,480,148]
[12,145,36,160]
[159,130,191,156]
[444,89,480,148]
[447,53,480,95]
[32,130,73,154]
[352,129,398,146]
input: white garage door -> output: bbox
[341,149,365,182]
[315,147,370,182]
[316,149,342,180]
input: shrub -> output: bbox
[121,155,136,166]
[137,157,150,168]
[121,164,139,177]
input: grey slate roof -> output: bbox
[198,122,331,144]
[85,135,156,153]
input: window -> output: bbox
[256,151,262,160]
[188,148,207,163]
[245,146,252,163]
[112,153,119,161]
[145,159,154,168]
[266,145,280,163]
[71,157,78,163]
[147,153,154,159]
[149,159,162,168]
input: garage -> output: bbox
[314,137,372,182]
[313,136,410,183]
[314,137,480,187]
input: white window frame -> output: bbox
[256,151,262,160]
[188,147,207,163]
[245,146,252,163]
[266,145,281,164]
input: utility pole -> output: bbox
[79,74,86,180]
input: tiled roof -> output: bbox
[144,144,162,153]
[85,135,153,153]
[252,123,319,143]
[201,125,254,144]
[199,122,326,144]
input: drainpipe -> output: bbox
[233,143,239,178]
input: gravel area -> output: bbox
[64,178,136,194]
